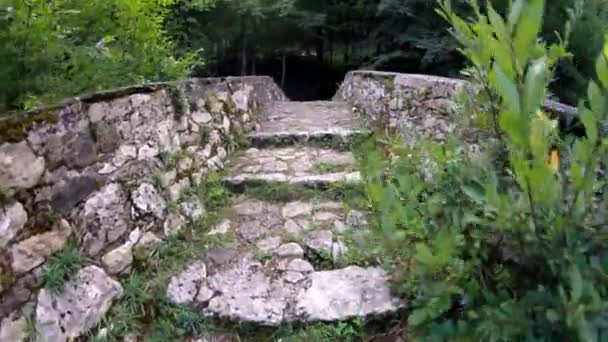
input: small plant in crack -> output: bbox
[313,162,343,174]
[40,241,87,291]
[254,250,273,264]
[305,248,334,270]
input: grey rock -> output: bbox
[314,212,339,222]
[137,144,159,161]
[10,219,72,274]
[281,202,312,218]
[305,230,334,255]
[50,176,98,214]
[35,266,123,342]
[204,258,287,326]
[168,178,191,202]
[333,220,348,233]
[112,144,137,167]
[73,183,130,256]
[283,219,303,238]
[286,258,314,273]
[163,213,186,236]
[233,200,265,216]
[207,246,238,266]
[133,232,162,261]
[64,132,97,169]
[0,202,27,248]
[92,121,120,153]
[0,312,27,342]
[0,141,45,193]
[101,243,133,275]
[179,198,205,221]
[256,236,282,252]
[294,266,401,321]
[191,111,212,125]
[239,223,263,242]
[195,285,215,304]
[167,261,207,304]
[331,240,349,262]
[275,243,304,259]
[131,183,165,219]
[208,219,231,236]
[282,271,307,284]
[346,210,368,229]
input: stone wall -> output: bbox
[335,70,577,143]
[0,76,285,339]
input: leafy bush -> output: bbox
[365,0,608,340]
[0,0,199,111]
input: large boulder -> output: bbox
[0,141,45,193]
[71,183,130,256]
[35,266,123,342]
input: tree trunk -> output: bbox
[281,52,287,88]
[316,28,325,63]
[240,15,248,76]
[328,31,334,65]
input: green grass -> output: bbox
[313,162,344,174]
[40,241,87,291]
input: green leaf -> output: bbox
[488,4,509,41]
[587,81,606,118]
[507,0,525,31]
[408,308,429,326]
[513,0,544,65]
[523,57,548,115]
[492,64,521,113]
[461,182,486,204]
[570,266,583,303]
[546,309,560,323]
[580,108,598,145]
[415,243,435,265]
[597,45,608,89]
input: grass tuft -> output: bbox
[40,241,87,291]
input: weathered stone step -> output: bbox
[249,101,363,147]
[166,196,402,326]
[170,258,401,326]
[247,128,365,149]
[223,146,361,188]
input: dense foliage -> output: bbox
[0,0,202,111]
[362,0,608,340]
[1,0,606,109]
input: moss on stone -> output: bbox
[0,110,59,143]
[167,83,188,119]
[0,271,15,291]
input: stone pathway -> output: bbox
[167,101,401,326]
[247,101,363,146]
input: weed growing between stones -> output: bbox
[0,271,15,291]
[195,172,231,211]
[313,161,343,174]
[40,241,87,291]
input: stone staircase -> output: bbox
[166,101,402,326]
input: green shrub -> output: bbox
[366,0,608,340]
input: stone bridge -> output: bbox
[0,71,575,341]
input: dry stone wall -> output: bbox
[0,76,285,340]
[335,70,577,143]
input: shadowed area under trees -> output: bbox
[1,0,607,109]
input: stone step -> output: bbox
[166,196,403,326]
[246,128,365,149]
[249,101,363,148]
[223,146,361,189]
